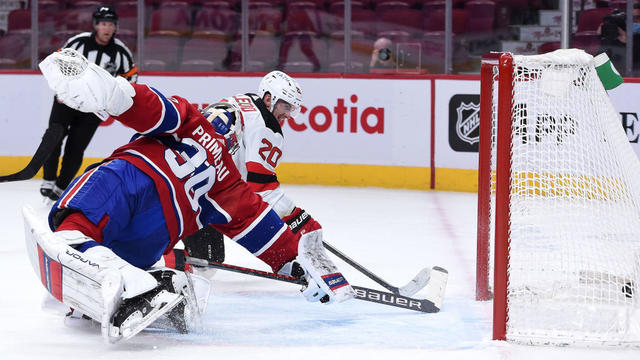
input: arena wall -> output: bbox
[1,72,638,192]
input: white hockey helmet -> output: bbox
[258,71,303,118]
[201,102,243,155]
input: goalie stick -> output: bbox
[322,241,432,297]
[0,123,64,182]
[185,257,447,313]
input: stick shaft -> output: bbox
[0,124,64,182]
[322,241,400,294]
[186,257,306,285]
[185,257,440,313]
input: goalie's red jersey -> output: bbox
[101,84,295,270]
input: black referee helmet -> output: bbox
[93,6,118,25]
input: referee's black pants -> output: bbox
[42,98,101,190]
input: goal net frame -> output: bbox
[476,50,640,346]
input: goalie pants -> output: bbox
[43,98,102,190]
[49,159,171,269]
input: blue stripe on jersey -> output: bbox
[235,209,286,254]
[124,149,185,238]
[143,87,181,136]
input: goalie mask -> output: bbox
[201,102,243,155]
[258,71,303,118]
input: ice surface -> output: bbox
[0,180,637,359]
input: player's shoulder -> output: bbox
[243,93,282,136]
[113,37,133,55]
[64,32,93,46]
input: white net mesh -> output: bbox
[54,48,88,77]
[490,50,640,347]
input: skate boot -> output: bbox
[148,269,199,334]
[40,180,55,198]
[108,281,183,342]
[49,185,64,202]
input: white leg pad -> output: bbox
[22,205,157,334]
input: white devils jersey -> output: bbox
[223,93,295,217]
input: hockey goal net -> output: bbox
[476,49,640,346]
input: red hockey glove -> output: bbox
[281,207,322,235]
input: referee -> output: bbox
[40,5,138,202]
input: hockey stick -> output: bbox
[0,123,64,182]
[185,257,446,313]
[322,241,433,297]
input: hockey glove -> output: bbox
[39,48,135,119]
[282,207,322,235]
[278,229,354,304]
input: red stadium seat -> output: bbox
[247,34,280,70]
[116,31,137,56]
[278,34,327,72]
[55,7,95,32]
[537,41,561,54]
[376,8,423,38]
[143,35,182,70]
[465,0,495,32]
[465,0,495,19]
[375,1,410,11]
[422,0,444,13]
[284,2,321,35]
[572,31,601,55]
[70,0,101,7]
[288,0,325,7]
[249,7,283,35]
[115,5,139,35]
[609,0,626,11]
[193,6,238,39]
[424,9,469,34]
[113,1,139,11]
[180,37,228,71]
[200,0,233,7]
[421,30,459,73]
[577,8,610,32]
[326,36,370,73]
[328,1,364,13]
[7,9,31,32]
[0,33,31,68]
[227,34,282,71]
[148,6,191,36]
[38,0,63,11]
[352,8,377,38]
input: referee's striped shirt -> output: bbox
[63,32,138,83]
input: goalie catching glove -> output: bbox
[278,229,355,304]
[39,48,135,120]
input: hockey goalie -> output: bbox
[24,49,356,343]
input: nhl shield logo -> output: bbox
[455,101,480,145]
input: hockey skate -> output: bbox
[148,269,200,334]
[107,279,184,342]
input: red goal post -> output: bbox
[476,50,640,346]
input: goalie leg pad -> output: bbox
[23,205,160,343]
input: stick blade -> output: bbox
[398,267,432,297]
[422,266,448,310]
